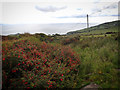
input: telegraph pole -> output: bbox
[87,14,89,28]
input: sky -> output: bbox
[0,0,119,35]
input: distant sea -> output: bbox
[1,23,97,36]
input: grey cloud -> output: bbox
[35,6,67,12]
[91,3,118,15]
[104,3,117,9]
[92,8,102,13]
[56,14,87,18]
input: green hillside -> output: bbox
[67,20,120,35]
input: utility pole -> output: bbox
[87,14,89,28]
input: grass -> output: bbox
[67,20,119,35]
[65,34,119,88]
[81,26,118,35]
[2,31,119,88]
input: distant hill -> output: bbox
[67,20,120,35]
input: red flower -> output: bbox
[18,56,20,58]
[36,66,39,69]
[22,62,24,64]
[48,65,50,67]
[61,74,63,76]
[49,85,52,88]
[18,63,20,66]
[25,82,28,84]
[45,59,47,62]
[3,58,5,61]
[44,62,46,64]
[12,70,16,73]
[60,79,63,81]
[22,80,25,82]
[43,65,45,67]
[75,69,77,71]
[49,70,51,73]
[27,87,30,89]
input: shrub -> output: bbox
[2,39,80,88]
[61,37,79,45]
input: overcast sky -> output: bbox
[0,0,119,35]
[0,0,119,24]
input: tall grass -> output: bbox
[68,35,119,88]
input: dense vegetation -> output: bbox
[2,37,81,88]
[2,20,120,89]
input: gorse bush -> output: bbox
[2,39,80,88]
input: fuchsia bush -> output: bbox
[2,40,80,88]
